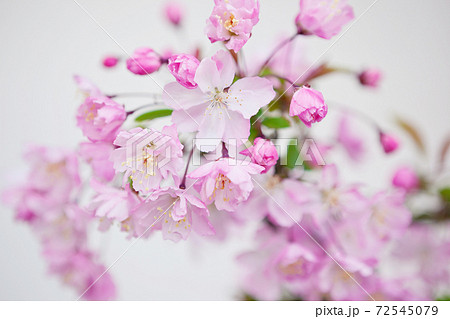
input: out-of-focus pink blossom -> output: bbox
[76,96,126,143]
[240,137,279,173]
[163,50,275,152]
[111,124,184,194]
[102,56,119,68]
[164,2,183,26]
[129,187,215,242]
[73,75,102,97]
[126,47,162,75]
[205,0,260,52]
[295,0,354,39]
[79,142,115,182]
[188,157,263,212]
[337,115,364,162]
[289,86,328,127]
[359,69,382,88]
[379,132,399,154]
[392,166,420,193]
[167,54,200,89]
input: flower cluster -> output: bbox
[3,0,449,301]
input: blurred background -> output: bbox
[0,0,449,300]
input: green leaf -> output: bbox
[135,109,173,122]
[439,187,450,202]
[262,117,290,129]
[436,295,450,301]
[286,139,299,169]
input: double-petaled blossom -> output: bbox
[126,47,162,75]
[79,142,116,182]
[76,96,126,143]
[379,132,399,154]
[295,0,354,39]
[392,167,419,193]
[240,137,279,173]
[163,50,275,152]
[127,187,215,242]
[188,157,263,212]
[205,0,260,52]
[289,86,328,127]
[167,54,200,89]
[111,124,184,193]
[359,69,382,88]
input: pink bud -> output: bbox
[379,132,399,154]
[165,2,183,26]
[289,86,328,127]
[359,69,382,88]
[167,54,200,89]
[102,56,119,68]
[240,138,279,173]
[392,166,419,193]
[126,48,161,75]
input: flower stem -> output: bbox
[258,33,298,74]
[179,147,194,189]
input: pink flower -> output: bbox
[379,132,399,154]
[73,75,102,97]
[359,68,382,88]
[289,86,328,127]
[164,2,183,26]
[205,0,260,52]
[102,55,119,68]
[240,138,279,173]
[79,142,115,182]
[392,167,419,193]
[89,179,141,223]
[167,54,200,89]
[129,187,215,242]
[295,0,354,39]
[163,50,275,152]
[126,47,162,75]
[110,124,184,194]
[188,157,263,212]
[337,115,364,161]
[76,96,126,143]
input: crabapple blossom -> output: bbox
[188,157,263,212]
[128,187,215,242]
[167,54,200,89]
[79,142,116,182]
[240,137,279,173]
[163,50,275,151]
[289,86,328,127]
[73,75,102,97]
[126,47,162,75]
[102,55,119,68]
[392,166,420,193]
[379,132,399,153]
[111,124,184,193]
[164,2,183,26]
[205,0,260,52]
[76,96,126,143]
[295,0,354,39]
[359,68,382,88]
[337,115,365,162]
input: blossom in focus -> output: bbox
[379,132,399,154]
[129,187,215,242]
[240,137,279,173]
[337,115,365,162]
[167,54,200,89]
[289,86,328,127]
[79,142,116,182]
[295,0,354,39]
[392,166,419,193]
[111,124,184,194]
[76,96,126,143]
[164,2,183,26]
[188,157,263,212]
[205,0,260,52]
[102,55,119,68]
[163,50,275,151]
[126,47,162,75]
[359,69,382,88]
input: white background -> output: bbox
[0,0,449,300]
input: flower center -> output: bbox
[278,258,305,277]
[223,13,239,33]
